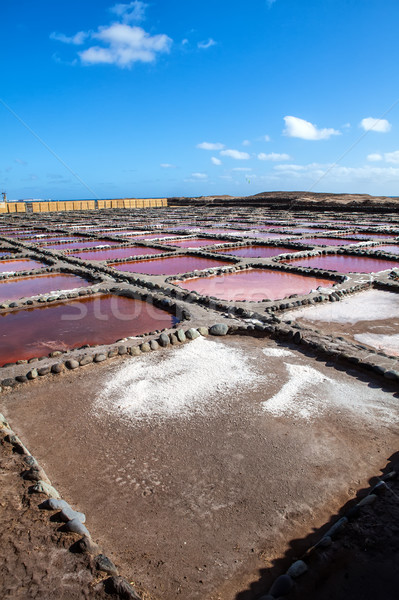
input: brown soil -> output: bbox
[0,435,108,600]
[2,336,398,600]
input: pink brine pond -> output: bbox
[284,255,399,273]
[44,240,120,250]
[213,245,300,258]
[71,246,164,261]
[0,259,46,273]
[172,269,335,301]
[110,255,231,275]
[298,237,359,246]
[162,238,224,248]
[0,295,178,365]
[0,273,91,303]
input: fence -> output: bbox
[0,198,167,214]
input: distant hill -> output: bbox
[168,191,399,212]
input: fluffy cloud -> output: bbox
[258,152,290,161]
[360,117,391,133]
[384,150,399,164]
[191,172,208,179]
[283,116,341,140]
[50,31,88,45]
[211,157,222,165]
[110,1,147,22]
[198,38,216,49]
[197,142,225,150]
[367,151,399,164]
[160,163,176,168]
[273,162,399,184]
[242,140,251,146]
[220,149,250,160]
[79,24,172,67]
[232,167,252,172]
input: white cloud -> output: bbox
[182,38,189,46]
[160,163,177,168]
[384,150,399,164]
[110,1,147,22]
[242,140,251,146]
[79,24,172,67]
[267,0,277,6]
[211,157,222,165]
[283,116,341,140]
[258,152,291,161]
[220,149,250,160]
[198,38,216,49]
[232,167,252,172]
[367,153,383,162]
[263,134,271,142]
[360,117,391,133]
[197,142,225,150]
[272,162,399,185]
[50,31,88,45]
[191,172,208,179]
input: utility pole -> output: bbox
[1,192,7,202]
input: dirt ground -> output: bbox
[0,437,108,600]
[2,336,398,600]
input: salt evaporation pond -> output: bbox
[213,245,300,258]
[70,246,164,261]
[371,245,399,255]
[0,258,46,273]
[162,238,224,248]
[0,294,178,365]
[174,268,335,301]
[284,254,399,273]
[0,273,91,302]
[111,255,231,275]
[45,240,120,250]
[297,237,359,246]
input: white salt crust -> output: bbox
[283,289,399,324]
[353,333,399,356]
[94,337,264,421]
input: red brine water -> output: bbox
[0,295,178,365]
[162,238,224,248]
[0,273,91,302]
[284,255,399,273]
[111,255,231,275]
[0,259,46,273]
[173,268,335,301]
[71,246,164,261]
[44,240,120,250]
[212,245,300,258]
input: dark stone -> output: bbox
[38,366,51,376]
[118,345,127,355]
[269,574,293,597]
[95,553,118,576]
[27,369,38,380]
[1,378,17,388]
[140,342,151,353]
[65,359,79,370]
[79,355,93,366]
[51,362,64,374]
[158,332,170,347]
[94,354,107,363]
[209,323,229,336]
[103,576,141,600]
[176,329,186,343]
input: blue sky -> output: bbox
[2,0,399,200]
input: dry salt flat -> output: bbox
[281,288,399,358]
[3,335,399,600]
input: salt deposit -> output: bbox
[94,337,263,421]
[262,362,399,424]
[262,347,294,357]
[354,333,399,356]
[283,289,399,324]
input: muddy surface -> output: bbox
[2,336,398,600]
[0,437,108,600]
